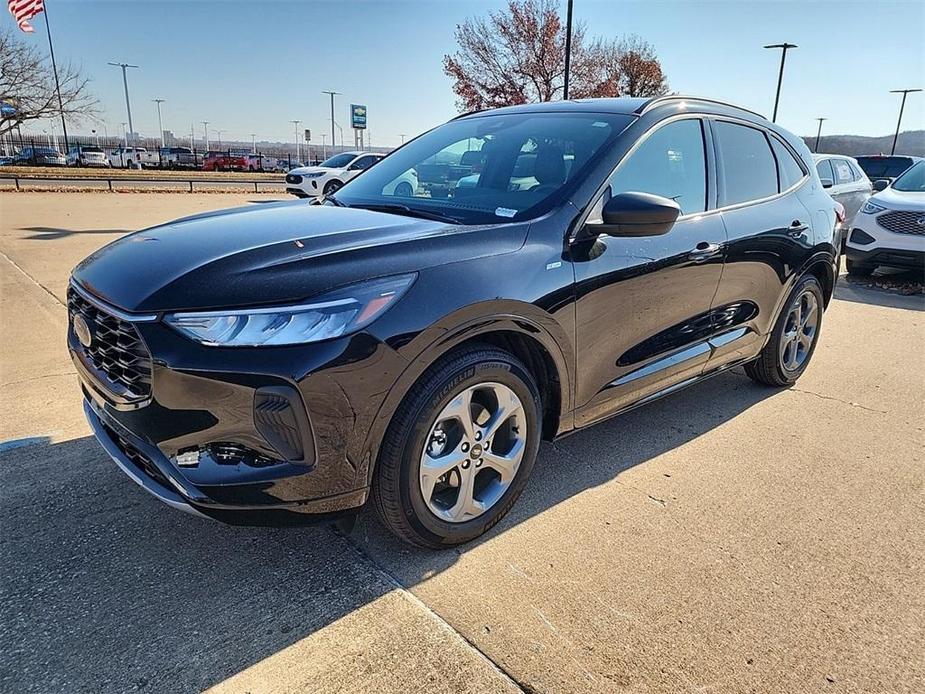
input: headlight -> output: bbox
[304,172,326,178]
[861,200,887,215]
[164,274,416,346]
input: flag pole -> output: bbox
[41,2,70,153]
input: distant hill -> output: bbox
[803,130,924,157]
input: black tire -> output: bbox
[323,179,343,196]
[393,181,413,197]
[745,274,824,387]
[372,345,542,548]
[846,258,875,276]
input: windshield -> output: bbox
[856,156,915,179]
[81,147,103,153]
[891,161,925,192]
[320,153,357,168]
[333,112,632,224]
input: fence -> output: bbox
[0,172,289,193]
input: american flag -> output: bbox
[8,0,44,33]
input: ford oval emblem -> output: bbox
[917,216,925,228]
[73,314,92,348]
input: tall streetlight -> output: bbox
[201,121,210,151]
[120,122,127,146]
[291,120,302,163]
[321,133,328,161]
[216,129,225,149]
[152,98,166,147]
[814,118,827,153]
[563,0,574,100]
[399,134,406,145]
[250,133,256,154]
[108,62,139,146]
[889,88,922,155]
[763,43,797,123]
[333,121,344,149]
[322,91,340,155]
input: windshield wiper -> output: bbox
[350,203,461,224]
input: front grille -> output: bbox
[68,286,153,400]
[877,210,925,236]
[286,173,302,184]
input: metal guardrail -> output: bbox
[0,173,287,193]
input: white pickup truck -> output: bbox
[108,146,158,169]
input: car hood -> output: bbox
[72,200,527,313]
[872,187,925,211]
[290,166,340,175]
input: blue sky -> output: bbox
[14,0,925,146]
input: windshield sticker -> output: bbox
[495,207,518,218]
[592,121,608,127]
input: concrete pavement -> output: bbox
[1,192,922,693]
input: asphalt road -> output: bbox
[1,193,923,693]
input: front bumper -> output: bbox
[845,246,925,270]
[69,286,407,525]
[846,211,925,270]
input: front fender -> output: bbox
[356,301,575,488]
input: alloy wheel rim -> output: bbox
[419,382,526,523]
[780,290,819,372]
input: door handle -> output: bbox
[689,241,722,260]
[789,220,809,237]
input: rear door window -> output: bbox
[833,158,854,185]
[714,121,778,205]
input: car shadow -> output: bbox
[834,268,924,311]
[19,226,131,241]
[1,370,777,691]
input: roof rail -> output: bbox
[635,95,766,120]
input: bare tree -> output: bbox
[443,1,668,111]
[0,28,97,136]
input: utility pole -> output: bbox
[888,89,922,155]
[153,98,166,147]
[563,0,574,100]
[201,121,210,151]
[291,120,301,163]
[814,118,827,153]
[108,62,139,146]
[250,133,256,154]
[399,134,406,145]
[763,43,797,123]
[322,91,340,156]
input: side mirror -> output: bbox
[588,191,681,238]
[820,177,834,189]
[872,179,889,192]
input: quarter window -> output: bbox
[714,121,778,205]
[816,159,835,184]
[769,136,805,190]
[608,119,707,215]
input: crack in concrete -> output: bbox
[788,386,887,414]
[1,371,77,388]
[0,248,67,310]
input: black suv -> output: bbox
[70,97,839,547]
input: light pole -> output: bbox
[399,134,406,145]
[108,62,139,146]
[201,121,210,151]
[333,121,344,149]
[763,43,797,123]
[889,88,922,155]
[291,120,302,163]
[120,122,127,146]
[814,118,827,153]
[321,133,328,161]
[322,91,340,155]
[152,98,166,147]
[250,133,256,154]
[217,129,225,149]
[563,0,574,99]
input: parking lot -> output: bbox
[1,192,923,693]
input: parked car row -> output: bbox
[3,145,293,172]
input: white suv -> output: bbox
[285,151,417,198]
[845,160,925,275]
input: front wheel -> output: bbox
[372,346,542,548]
[323,179,343,196]
[745,274,824,387]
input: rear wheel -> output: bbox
[846,258,875,276]
[745,274,824,387]
[372,346,542,548]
